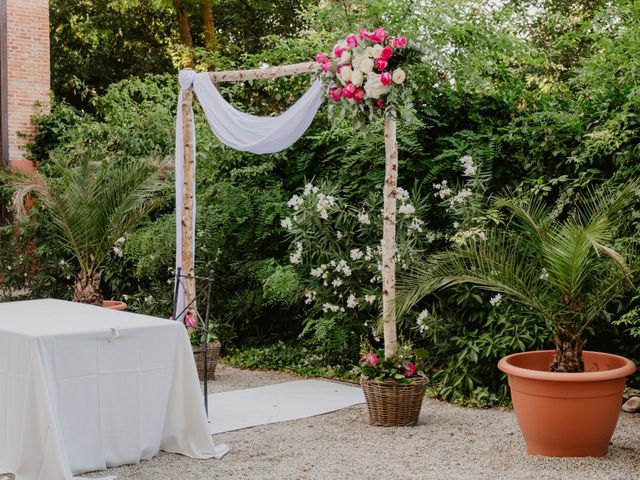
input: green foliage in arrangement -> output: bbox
[6,0,639,405]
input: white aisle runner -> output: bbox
[208,380,365,434]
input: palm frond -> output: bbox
[8,155,169,275]
[397,231,557,324]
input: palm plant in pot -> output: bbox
[8,155,170,306]
[399,181,639,456]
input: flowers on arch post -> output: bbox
[315,28,414,121]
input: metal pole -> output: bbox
[202,270,214,418]
[172,267,182,320]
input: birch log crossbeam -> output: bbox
[209,62,316,83]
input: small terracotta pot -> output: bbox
[102,300,128,311]
[498,350,636,457]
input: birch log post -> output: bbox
[181,84,196,317]
[382,116,398,358]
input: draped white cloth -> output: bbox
[0,300,229,480]
[175,70,322,320]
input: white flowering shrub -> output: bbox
[432,155,495,247]
[282,180,434,352]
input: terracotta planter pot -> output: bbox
[498,350,636,457]
[102,300,128,311]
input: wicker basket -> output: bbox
[193,341,221,381]
[361,376,428,427]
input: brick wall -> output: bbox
[6,0,49,169]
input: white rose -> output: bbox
[339,65,353,83]
[351,69,364,87]
[340,50,351,64]
[372,44,383,57]
[352,54,374,74]
[364,46,376,58]
[364,73,389,99]
[392,68,406,84]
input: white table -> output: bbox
[0,299,228,480]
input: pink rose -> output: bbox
[369,27,387,43]
[375,58,388,71]
[353,88,365,102]
[346,34,358,48]
[393,36,408,48]
[342,82,356,98]
[321,61,332,73]
[361,352,378,367]
[185,313,196,328]
[333,44,345,58]
[358,28,371,40]
[377,98,386,109]
[330,87,343,102]
[380,45,394,60]
[380,72,392,86]
[315,52,328,64]
[404,362,416,377]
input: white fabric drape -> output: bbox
[175,70,322,320]
[0,300,229,480]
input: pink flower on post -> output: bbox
[353,88,365,102]
[330,87,343,102]
[321,61,333,73]
[358,28,371,40]
[380,45,394,60]
[393,36,408,48]
[375,58,388,71]
[360,352,379,367]
[404,362,416,377]
[369,28,387,43]
[315,53,328,64]
[333,44,346,58]
[380,71,392,86]
[346,34,358,48]
[185,313,196,328]
[342,82,356,98]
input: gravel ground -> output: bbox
[4,364,640,479]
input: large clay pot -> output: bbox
[102,300,128,311]
[498,350,636,457]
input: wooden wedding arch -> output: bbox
[178,60,400,357]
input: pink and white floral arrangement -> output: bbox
[315,28,411,118]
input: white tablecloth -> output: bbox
[0,299,228,480]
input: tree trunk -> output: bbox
[382,116,398,358]
[549,327,585,373]
[200,0,217,51]
[73,271,103,306]
[173,0,193,47]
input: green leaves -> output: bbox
[9,156,170,292]
[399,181,639,350]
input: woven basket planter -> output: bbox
[193,341,221,381]
[361,376,428,427]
